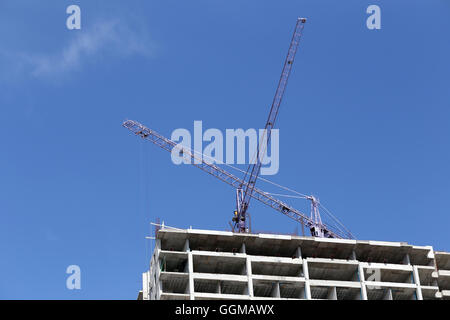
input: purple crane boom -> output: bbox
[235,18,307,232]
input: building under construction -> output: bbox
[128,18,449,301]
[138,227,450,300]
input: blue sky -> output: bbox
[1,1,449,299]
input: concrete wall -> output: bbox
[139,228,449,300]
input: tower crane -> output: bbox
[123,18,354,239]
[123,120,353,239]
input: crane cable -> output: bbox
[177,142,310,197]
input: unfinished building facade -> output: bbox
[138,228,450,300]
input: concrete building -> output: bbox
[138,227,450,300]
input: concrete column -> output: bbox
[271,282,280,298]
[295,246,302,258]
[358,264,368,300]
[188,251,195,300]
[155,240,161,299]
[383,288,393,300]
[352,269,359,281]
[295,247,303,277]
[303,260,312,300]
[299,287,306,299]
[412,266,423,300]
[216,281,221,294]
[327,286,337,300]
[403,253,411,265]
[246,257,254,298]
[148,257,155,300]
[349,249,357,261]
[142,271,150,300]
[157,278,162,298]
[183,239,190,252]
[240,243,246,254]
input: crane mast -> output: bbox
[235,18,306,232]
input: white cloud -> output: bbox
[1,19,156,79]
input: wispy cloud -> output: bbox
[1,19,156,80]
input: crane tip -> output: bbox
[298,17,307,23]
